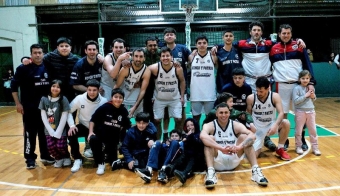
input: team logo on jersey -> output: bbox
[242,94,246,100]
[268,104,271,108]
[44,73,48,78]
[218,131,221,137]
[118,115,122,121]
[81,105,85,108]
[230,132,233,137]
[178,52,183,58]
[207,59,211,63]
[193,72,211,77]
[235,54,239,59]
[292,44,298,50]
[172,74,175,78]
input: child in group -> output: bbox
[166,118,205,184]
[119,112,157,171]
[135,129,183,183]
[292,70,321,156]
[39,80,71,168]
[88,88,132,175]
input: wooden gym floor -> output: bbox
[0,97,339,196]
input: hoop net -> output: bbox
[182,4,197,22]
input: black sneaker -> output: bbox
[26,160,36,169]
[301,143,308,151]
[157,169,168,183]
[174,169,187,184]
[162,133,169,143]
[135,168,152,183]
[41,156,55,164]
[264,136,276,151]
[301,136,308,151]
[164,164,174,178]
[284,139,289,151]
[111,159,124,171]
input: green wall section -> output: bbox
[312,62,340,97]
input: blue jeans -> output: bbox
[147,140,181,169]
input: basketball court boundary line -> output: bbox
[1,180,340,195]
[288,110,339,136]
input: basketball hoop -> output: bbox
[182,4,197,22]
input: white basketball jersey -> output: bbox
[101,53,116,88]
[190,51,216,101]
[101,53,117,100]
[123,64,146,103]
[252,91,276,129]
[213,119,237,147]
[154,62,180,100]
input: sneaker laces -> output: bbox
[207,168,215,179]
[253,167,264,178]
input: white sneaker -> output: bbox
[71,159,82,173]
[63,158,72,166]
[204,168,217,188]
[296,147,303,155]
[313,148,321,156]
[96,163,105,175]
[84,149,93,158]
[251,166,268,186]
[53,159,64,168]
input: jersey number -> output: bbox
[255,104,262,109]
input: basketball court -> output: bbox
[0,98,339,195]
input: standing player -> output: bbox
[11,44,54,168]
[270,24,316,150]
[101,38,128,100]
[70,40,103,96]
[114,48,151,117]
[215,29,242,93]
[189,35,217,123]
[143,37,161,122]
[246,77,291,160]
[148,47,186,139]
[163,27,193,139]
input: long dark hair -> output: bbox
[48,79,64,119]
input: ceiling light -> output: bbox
[136,17,164,22]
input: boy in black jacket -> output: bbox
[120,112,157,171]
[88,88,131,175]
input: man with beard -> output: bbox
[114,48,151,117]
[70,40,103,96]
[270,24,316,151]
[246,77,291,160]
[143,37,161,122]
[148,47,186,139]
[69,40,104,158]
[102,38,129,100]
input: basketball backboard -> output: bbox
[160,0,217,14]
